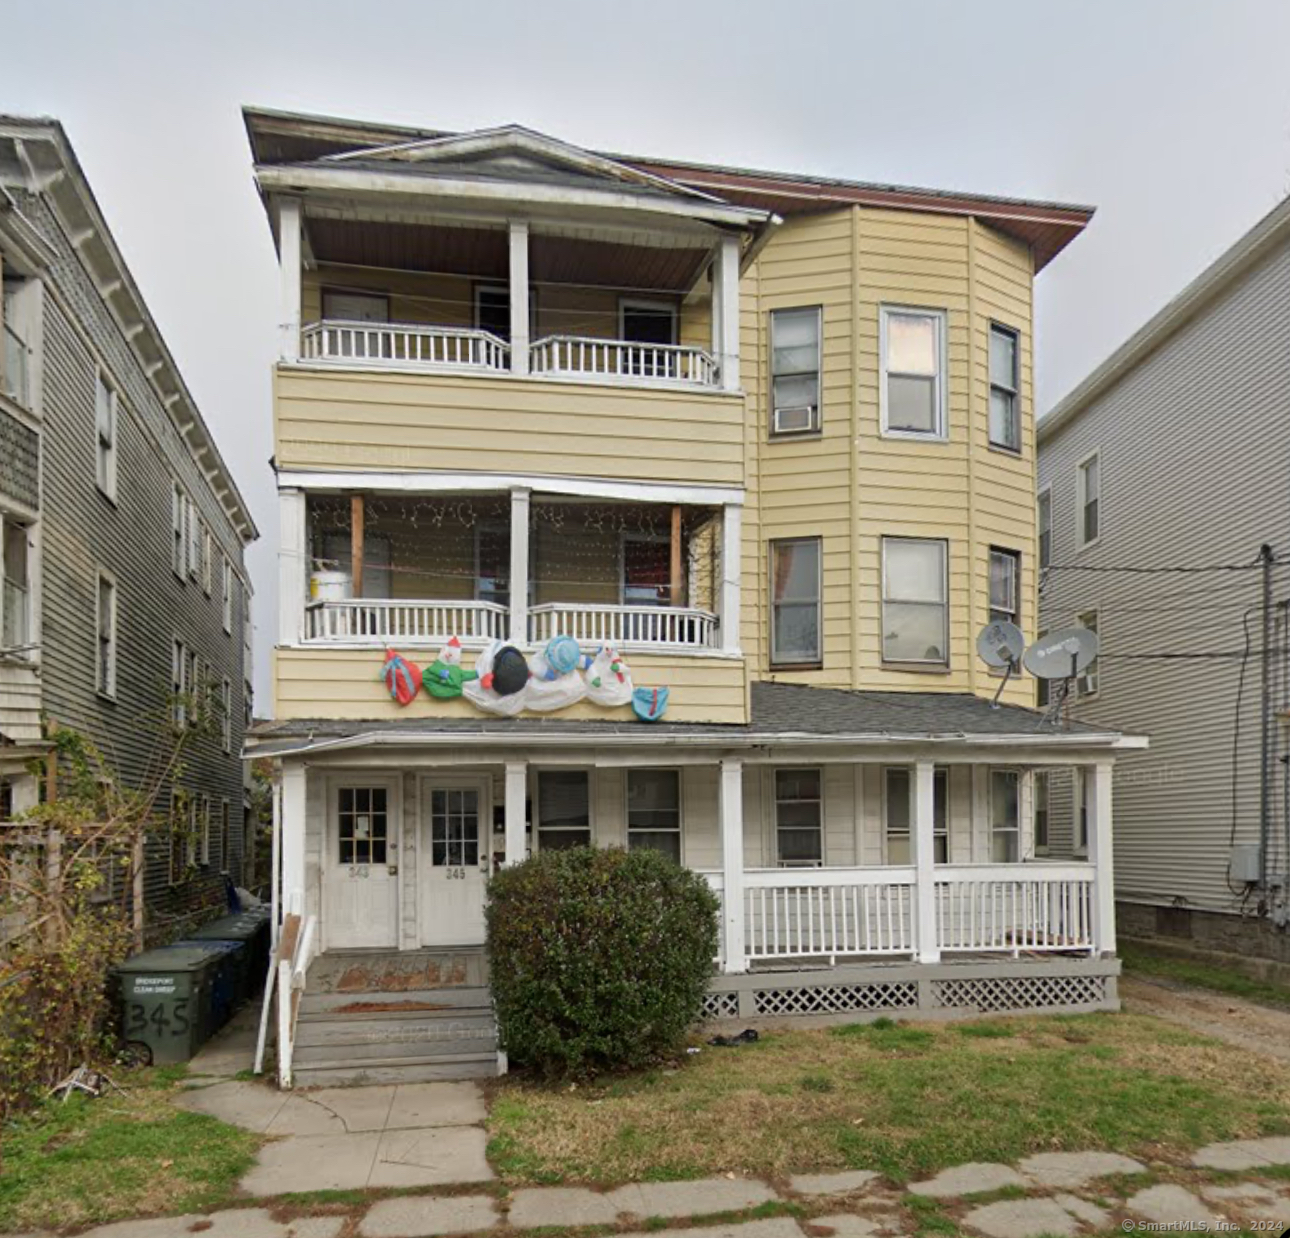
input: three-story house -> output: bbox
[243,107,1143,1086]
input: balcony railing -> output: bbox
[935,864,1095,953]
[2,323,29,408]
[529,602,718,650]
[305,599,507,644]
[301,320,510,372]
[531,335,718,388]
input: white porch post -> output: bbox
[509,221,530,376]
[1019,768,1036,859]
[720,503,742,654]
[509,487,531,646]
[279,488,306,646]
[719,757,747,973]
[1087,759,1117,955]
[712,233,741,391]
[277,197,302,363]
[504,761,528,867]
[912,759,940,963]
[280,761,307,912]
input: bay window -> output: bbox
[881,306,946,438]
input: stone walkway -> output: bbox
[18,1131,1290,1238]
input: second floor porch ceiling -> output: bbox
[258,125,776,395]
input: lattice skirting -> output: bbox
[703,959,1118,1024]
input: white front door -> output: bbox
[324,779,400,950]
[421,778,490,947]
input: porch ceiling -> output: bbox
[247,682,1138,757]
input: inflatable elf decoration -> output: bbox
[424,636,479,700]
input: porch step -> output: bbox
[294,1053,499,1088]
[291,984,499,1087]
[307,950,488,994]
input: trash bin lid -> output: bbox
[116,943,228,974]
[173,938,244,956]
[189,914,268,941]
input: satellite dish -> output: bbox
[977,621,1026,669]
[1023,627,1099,680]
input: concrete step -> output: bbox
[294,1018,497,1051]
[292,1052,500,1087]
[295,1032,498,1063]
[299,987,492,1017]
[308,950,488,994]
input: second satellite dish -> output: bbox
[976,621,1026,669]
[1022,626,1099,680]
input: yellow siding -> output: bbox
[275,369,746,486]
[274,647,746,725]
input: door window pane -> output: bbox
[627,769,681,863]
[882,538,948,663]
[775,769,822,865]
[432,787,480,867]
[884,767,948,864]
[990,770,1019,863]
[771,538,821,664]
[338,786,389,866]
[538,770,591,850]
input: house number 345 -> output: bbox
[445,867,466,880]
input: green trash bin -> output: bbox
[187,910,270,1002]
[173,938,243,1028]
[115,943,227,1064]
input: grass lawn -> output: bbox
[487,1013,1290,1186]
[0,1065,261,1233]
[1121,942,1290,1009]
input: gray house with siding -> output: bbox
[0,116,258,936]
[1037,192,1290,965]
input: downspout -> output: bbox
[1260,544,1275,898]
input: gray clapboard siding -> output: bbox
[6,185,253,916]
[1038,231,1290,914]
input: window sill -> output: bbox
[987,442,1024,459]
[96,689,117,705]
[880,428,949,444]
[769,429,823,443]
[881,661,951,675]
[769,662,824,673]
[96,484,118,508]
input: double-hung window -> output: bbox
[199,793,211,866]
[1077,452,1100,546]
[1077,767,1093,853]
[537,770,591,851]
[172,638,186,726]
[2,517,30,651]
[769,307,821,435]
[775,769,822,866]
[201,526,213,595]
[221,677,232,753]
[96,571,117,697]
[1037,489,1052,569]
[172,483,185,578]
[186,496,200,581]
[988,324,1021,451]
[884,767,948,864]
[989,548,1020,626]
[626,769,681,863]
[770,537,821,666]
[222,558,234,633]
[95,371,117,499]
[1034,772,1050,855]
[990,769,1020,862]
[1077,609,1099,696]
[881,306,946,438]
[881,537,948,664]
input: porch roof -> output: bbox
[247,682,1139,758]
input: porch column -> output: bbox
[1087,759,1117,955]
[509,487,531,646]
[504,761,528,867]
[912,759,940,963]
[719,757,747,973]
[720,502,742,654]
[509,221,530,376]
[278,488,306,645]
[712,233,741,391]
[277,197,302,363]
[280,761,307,913]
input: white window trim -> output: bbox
[474,284,535,336]
[617,298,679,344]
[880,536,950,667]
[881,766,949,865]
[772,766,824,868]
[94,368,118,502]
[1034,771,1051,856]
[220,799,231,871]
[989,767,1021,863]
[769,305,823,437]
[95,568,117,699]
[222,676,232,753]
[533,767,594,853]
[1074,767,1092,857]
[222,557,233,633]
[199,793,211,866]
[624,767,684,864]
[172,482,185,580]
[769,536,823,667]
[987,321,1021,453]
[879,305,948,441]
[1076,608,1100,698]
[1037,486,1053,570]
[1076,449,1101,550]
[988,547,1020,626]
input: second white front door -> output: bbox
[420,779,490,947]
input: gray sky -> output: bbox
[7,0,1290,710]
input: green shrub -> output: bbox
[486,846,720,1077]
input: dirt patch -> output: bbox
[330,1000,451,1014]
[1122,974,1290,1062]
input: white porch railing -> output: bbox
[531,335,719,388]
[304,599,508,644]
[935,864,1096,954]
[529,602,718,650]
[301,320,510,372]
[743,867,918,961]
